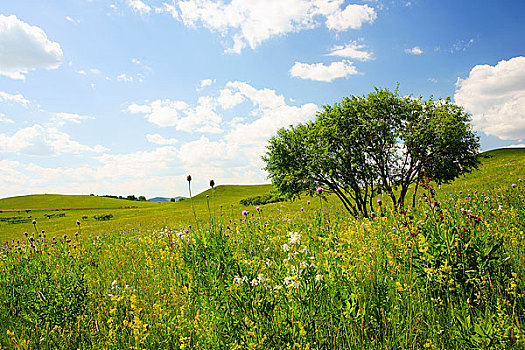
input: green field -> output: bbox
[1,148,524,349]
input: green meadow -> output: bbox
[1,148,524,349]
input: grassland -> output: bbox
[0,148,524,349]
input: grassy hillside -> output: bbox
[0,184,275,241]
[0,194,157,210]
[0,148,523,242]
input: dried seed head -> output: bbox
[210,179,215,187]
[187,175,192,182]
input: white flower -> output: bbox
[257,274,266,283]
[291,280,301,289]
[282,243,290,252]
[111,280,118,289]
[283,276,292,285]
[251,279,259,286]
[287,232,301,245]
[315,274,324,282]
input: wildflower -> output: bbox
[242,210,248,216]
[209,179,215,187]
[301,207,304,211]
[183,229,189,234]
[282,243,290,252]
[315,274,324,282]
[76,220,81,226]
[250,279,259,286]
[187,174,192,182]
[307,200,311,205]
[256,206,260,211]
[519,178,522,182]
[377,197,382,205]
[287,231,301,245]
[291,280,301,289]
[512,183,516,188]
[316,186,323,194]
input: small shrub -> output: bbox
[93,214,113,221]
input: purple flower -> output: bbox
[518,178,522,182]
[371,211,375,217]
[301,207,304,211]
[377,197,382,205]
[183,229,189,234]
[255,206,260,211]
[242,210,248,216]
[307,200,311,205]
[316,187,323,194]
[76,220,81,225]
[512,183,517,188]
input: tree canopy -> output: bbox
[263,88,480,217]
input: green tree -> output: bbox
[263,88,479,217]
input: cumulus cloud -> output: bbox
[169,0,376,53]
[327,41,373,61]
[0,124,107,156]
[0,14,63,80]
[128,99,189,127]
[454,56,525,142]
[324,3,376,31]
[128,98,222,133]
[405,46,423,55]
[290,60,359,82]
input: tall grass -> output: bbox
[1,174,524,349]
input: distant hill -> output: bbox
[148,196,186,202]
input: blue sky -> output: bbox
[1,0,524,199]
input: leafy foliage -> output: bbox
[263,88,480,217]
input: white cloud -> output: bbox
[128,99,187,127]
[53,112,91,126]
[325,3,377,31]
[178,136,235,165]
[117,73,134,82]
[126,0,151,15]
[199,79,214,88]
[155,2,179,19]
[0,113,14,124]
[94,146,178,179]
[290,60,359,82]
[0,91,30,106]
[405,46,423,55]
[454,56,525,142]
[0,124,107,156]
[327,41,373,61]
[172,0,376,53]
[0,14,63,80]
[217,87,244,109]
[146,133,178,145]
[65,16,80,24]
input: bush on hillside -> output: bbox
[239,193,286,206]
